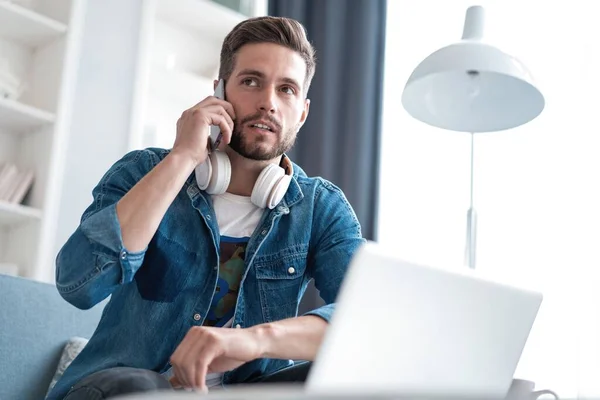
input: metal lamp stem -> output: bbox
[465,132,477,269]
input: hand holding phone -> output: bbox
[172,79,234,166]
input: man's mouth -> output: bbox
[250,123,273,131]
[246,117,280,133]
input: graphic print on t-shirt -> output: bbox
[203,237,248,327]
[203,192,263,388]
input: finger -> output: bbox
[199,105,234,133]
[204,107,233,147]
[194,345,219,392]
[212,98,236,121]
[214,107,235,135]
[218,116,233,147]
[179,350,198,390]
[170,362,184,388]
[186,106,232,139]
[169,375,182,389]
[183,96,215,116]
[179,349,200,389]
[180,111,229,153]
[203,114,233,145]
[178,327,212,389]
[185,332,213,389]
[188,98,235,121]
[170,336,193,389]
[180,329,220,390]
[171,360,191,389]
[196,362,210,393]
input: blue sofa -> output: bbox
[0,273,105,400]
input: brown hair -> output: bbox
[219,16,316,94]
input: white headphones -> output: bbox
[195,152,293,209]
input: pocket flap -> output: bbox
[255,256,306,280]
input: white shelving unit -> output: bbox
[156,0,248,43]
[0,0,86,280]
[0,200,41,226]
[0,1,67,47]
[130,0,267,150]
[0,96,55,132]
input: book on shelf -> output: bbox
[0,162,35,205]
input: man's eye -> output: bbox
[281,86,295,95]
[242,78,258,86]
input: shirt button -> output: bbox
[235,324,241,329]
[193,313,201,321]
[214,265,218,270]
[288,267,295,274]
[206,215,212,221]
[261,229,268,235]
[120,251,127,260]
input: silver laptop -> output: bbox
[306,241,542,399]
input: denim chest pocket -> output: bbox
[134,231,202,303]
[254,251,308,322]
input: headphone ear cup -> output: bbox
[206,151,231,195]
[269,174,292,209]
[195,157,213,191]
[251,164,290,209]
[195,152,231,194]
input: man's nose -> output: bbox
[257,87,277,114]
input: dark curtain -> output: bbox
[268,0,387,311]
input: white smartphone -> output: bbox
[208,79,225,152]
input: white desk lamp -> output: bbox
[401,5,544,269]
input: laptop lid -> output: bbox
[306,241,542,398]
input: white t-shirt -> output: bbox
[205,192,262,389]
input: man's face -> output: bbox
[222,43,310,161]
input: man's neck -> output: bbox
[224,147,281,197]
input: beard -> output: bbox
[228,112,299,161]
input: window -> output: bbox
[379,1,600,397]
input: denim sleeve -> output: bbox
[303,181,366,322]
[55,149,161,309]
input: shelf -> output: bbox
[0,97,55,133]
[0,1,67,47]
[0,200,42,226]
[149,64,214,108]
[156,0,245,40]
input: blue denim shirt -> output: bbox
[47,148,365,400]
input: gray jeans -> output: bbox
[63,367,172,400]
[63,362,312,399]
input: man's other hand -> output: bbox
[169,325,262,391]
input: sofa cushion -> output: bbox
[0,274,105,400]
[46,337,89,396]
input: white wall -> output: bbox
[379,1,600,397]
[51,0,144,270]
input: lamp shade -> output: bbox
[401,6,545,133]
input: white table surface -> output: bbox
[112,384,483,400]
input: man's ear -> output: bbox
[297,99,310,132]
